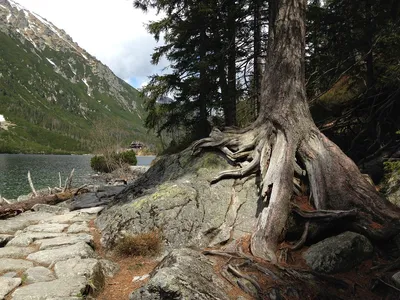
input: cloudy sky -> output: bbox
[16,0,169,88]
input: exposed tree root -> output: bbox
[193,123,400,263]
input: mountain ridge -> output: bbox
[0,0,152,154]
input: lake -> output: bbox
[0,154,155,199]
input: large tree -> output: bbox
[193,0,400,262]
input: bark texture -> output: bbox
[193,0,400,262]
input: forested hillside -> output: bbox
[0,0,152,154]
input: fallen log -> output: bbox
[0,190,76,219]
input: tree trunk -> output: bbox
[198,26,210,138]
[253,0,262,118]
[226,2,237,127]
[193,0,400,263]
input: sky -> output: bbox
[16,0,169,88]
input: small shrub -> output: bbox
[115,230,162,257]
[90,155,111,173]
[117,150,137,165]
[90,150,137,173]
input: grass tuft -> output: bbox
[115,230,162,257]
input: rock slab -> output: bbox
[304,231,373,273]
[130,248,229,300]
[11,277,88,300]
[0,277,21,299]
[27,242,95,266]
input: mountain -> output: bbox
[0,0,153,154]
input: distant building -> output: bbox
[130,141,144,150]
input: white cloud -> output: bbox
[16,0,169,88]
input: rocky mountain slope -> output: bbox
[0,0,152,153]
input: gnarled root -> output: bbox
[193,124,400,263]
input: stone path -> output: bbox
[0,204,119,300]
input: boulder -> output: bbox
[96,150,258,250]
[392,271,400,288]
[129,248,229,300]
[304,231,373,273]
[54,258,104,293]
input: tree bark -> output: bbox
[226,2,237,127]
[193,0,400,263]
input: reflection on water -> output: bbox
[0,154,155,199]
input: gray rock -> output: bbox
[32,204,70,215]
[2,272,17,278]
[24,266,55,283]
[99,259,120,277]
[0,212,53,234]
[392,271,400,288]
[24,223,69,233]
[0,258,33,272]
[67,222,90,233]
[46,211,93,224]
[77,207,104,214]
[35,234,93,250]
[69,193,109,210]
[385,169,400,206]
[54,258,104,291]
[96,151,258,250]
[0,246,35,259]
[129,248,229,300]
[26,242,95,266]
[0,234,13,247]
[304,231,373,273]
[11,277,88,300]
[0,277,21,299]
[7,232,66,247]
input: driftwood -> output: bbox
[0,190,77,219]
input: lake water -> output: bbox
[0,154,155,199]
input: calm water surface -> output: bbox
[0,154,155,199]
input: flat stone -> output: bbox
[304,231,373,273]
[0,258,33,272]
[99,259,120,277]
[7,232,66,247]
[46,212,93,224]
[32,204,70,215]
[27,242,95,266]
[24,266,55,283]
[76,207,104,214]
[0,277,21,299]
[0,212,53,234]
[0,235,13,247]
[35,234,93,250]
[0,246,35,259]
[2,272,17,278]
[67,222,90,233]
[54,258,104,291]
[11,277,88,300]
[24,223,69,233]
